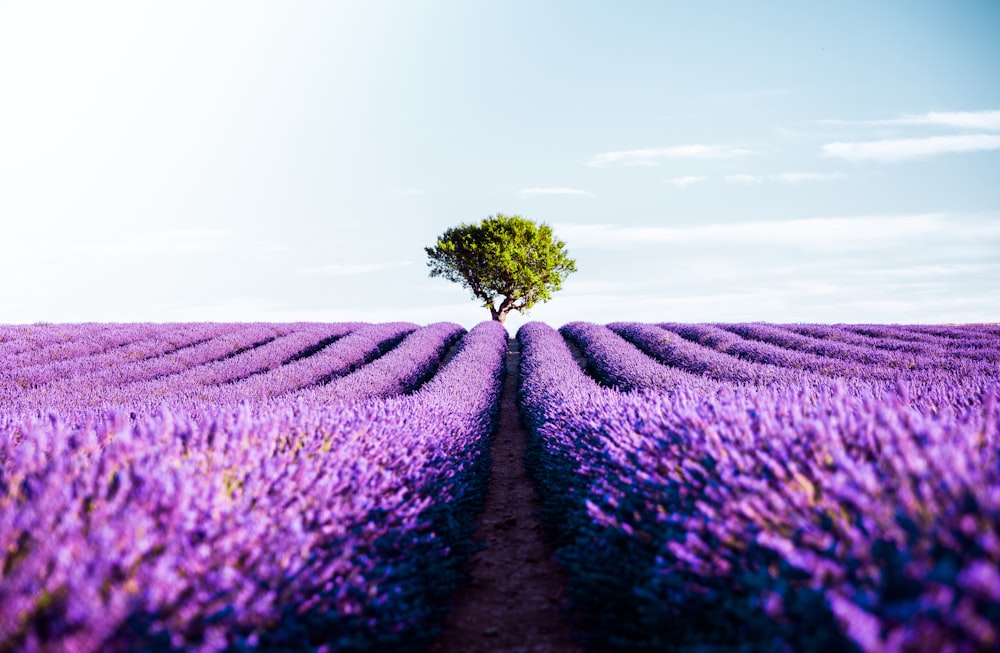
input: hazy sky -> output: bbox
[2,1,998,330]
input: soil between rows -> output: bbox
[428,338,584,653]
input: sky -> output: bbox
[1,1,998,331]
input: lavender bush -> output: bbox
[1,323,362,413]
[0,321,507,652]
[520,321,1000,652]
[4,318,998,652]
[560,321,716,394]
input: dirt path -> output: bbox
[429,338,584,653]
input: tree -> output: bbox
[425,213,577,324]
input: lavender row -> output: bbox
[518,321,1000,652]
[296,322,465,405]
[0,323,197,369]
[608,321,820,387]
[575,322,886,407]
[782,323,948,357]
[559,321,716,394]
[129,323,359,399]
[801,322,1000,346]
[847,323,1000,356]
[837,322,1000,364]
[59,321,410,415]
[519,321,654,648]
[843,322,1000,364]
[848,324,954,346]
[175,322,419,405]
[721,322,923,369]
[898,325,1000,360]
[0,323,253,391]
[904,323,1000,342]
[47,323,290,389]
[0,322,128,359]
[624,323,999,415]
[3,323,363,417]
[721,322,1000,368]
[0,321,507,652]
[0,323,130,359]
[663,322,941,381]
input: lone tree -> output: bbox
[425,213,576,324]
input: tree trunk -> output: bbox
[490,296,515,324]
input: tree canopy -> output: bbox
[425,213,577,324]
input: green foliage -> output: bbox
[425,213,577,322]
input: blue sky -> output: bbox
[1,1,998,330]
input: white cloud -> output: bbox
[588,144,752,167]
[516,187,594,199]
[822,134,1000,162]
[697,172,845,185]
[667,175,708,187]
[554,213,1000,251]
[886,110,1000,131]
[818,110,1000,131]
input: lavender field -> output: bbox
[0,321,506,652]
[2,321,999,652]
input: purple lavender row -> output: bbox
[559,321,717,394]
[608,321,820,387]
[0,323,288,406]
[729,321,1000,368]
[978,324,1000,337]
[45,322,410,416]
[49,323,291,388]
[519,321,663,648]
[0,322,187,368]
[721,322,926,368]
[295,322,465,404]
[0,322,245,389]
[586,389,1000,652]
[904,323,1000,342]
[518,320,1000,651]
[724,322,1000,367]
[2,323,363,416]
[835,322,1000,363]
[843,322,1000,363]
[0,323,116,358]
[0,321,507,651]
[614,323,996,413]
[663,322,921,380]
[131,322,359,392]
[850,322,1000,354]
[897,324,1000,360]
[848,323,952,346]
[782,323,948,357]
[178,321,419,404]
[0,323,108,358]
[819,321,1000,364]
